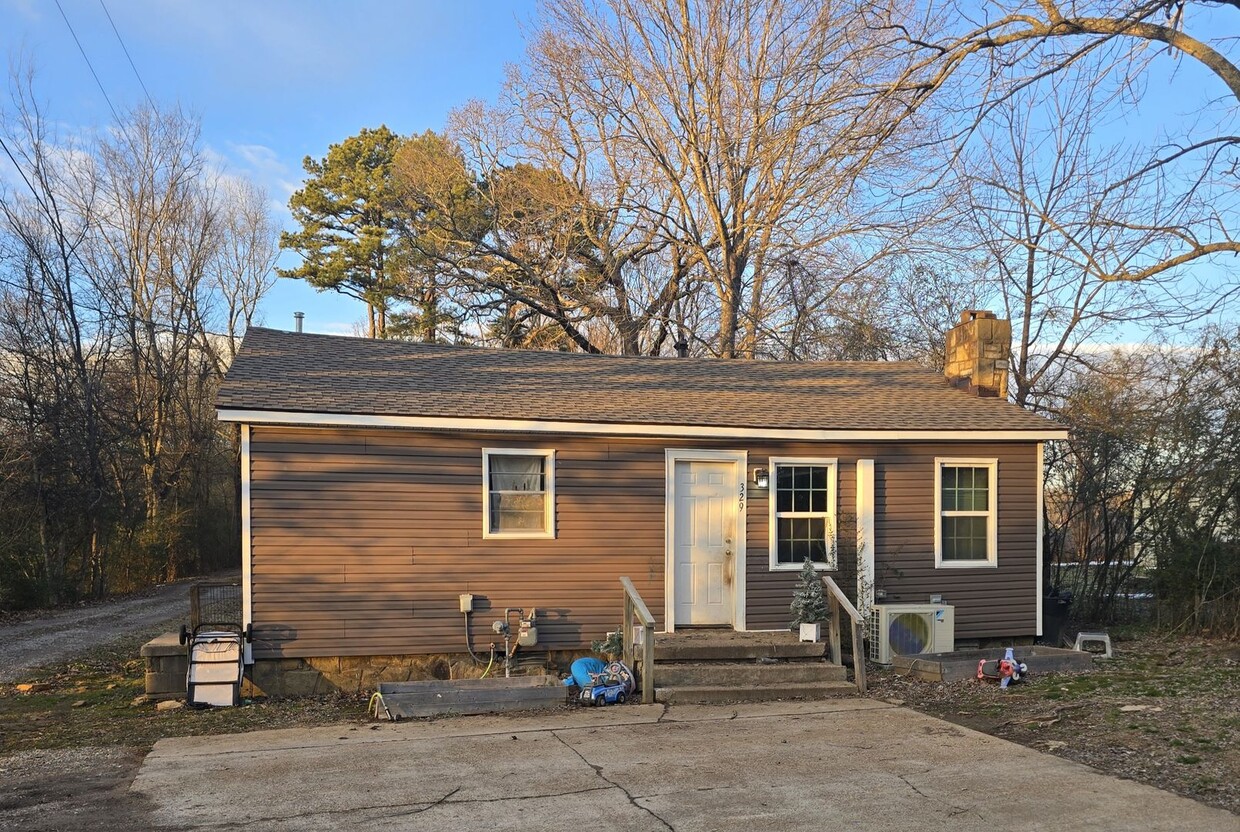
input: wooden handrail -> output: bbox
[822,575,867,694]
[620,577,656,704]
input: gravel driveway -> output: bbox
[0,583,190,683]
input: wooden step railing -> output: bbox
[620,576,656,704]
[822,575,868,694]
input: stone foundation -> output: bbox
[141,632,593,701]
[247,650,591,699]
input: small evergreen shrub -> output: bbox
[790,558,829,626]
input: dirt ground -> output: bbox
[0,614,369,831]
[0,578,210,684]
[867,634,1240,815]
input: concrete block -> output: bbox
[145,671,186,699]
[140,632,184,658]
[655,661,847,687]
[656,681,856,705]
[280,670,327,698]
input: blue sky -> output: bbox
[0,0,537,334]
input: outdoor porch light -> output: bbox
[753,467,770,489]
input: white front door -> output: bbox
[673,460,737,626]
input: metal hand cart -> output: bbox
[178,581,251,708]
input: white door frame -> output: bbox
[664,448,748,633]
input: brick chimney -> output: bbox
[944,310,1011,398]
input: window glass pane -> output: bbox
[776,465,830,514]
[490,455,544,492]
[942,465,991,512]
[810,466,826,490]
[970,468,989,510]
[490,492,545,532]
[776,518,794,564]
[778,515,830,564]
[941,466,959,511]
[488,454,548,533]
[942,515,988,560]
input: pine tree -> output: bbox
[790,559,829,626]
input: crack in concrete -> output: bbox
[375,786,461,820]
[897,772,983,821]
[177,788,462,830]
[551,730,675,831]
[167,784,624,830]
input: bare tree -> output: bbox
[524,0,920,357]
[0,70,114,598]
[954,67,1237,408]
[0,73,277,603]
[880,0,1240,295]
[206,178,279,367]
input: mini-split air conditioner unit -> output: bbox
[868,603,955,665]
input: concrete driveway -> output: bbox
[132,700,1238,832]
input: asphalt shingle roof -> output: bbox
[216,327,1060,434]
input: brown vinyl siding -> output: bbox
[247,426,1038,659]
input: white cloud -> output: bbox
[229,142,299,200]
[0,0,40,23]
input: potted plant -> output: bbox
[790,558,829,642]
[591,630,624,660]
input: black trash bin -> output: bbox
[1039,588,1072,646]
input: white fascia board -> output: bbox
[218,408,1068,442]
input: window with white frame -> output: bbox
[935,458,997,567]
[769,458,837,570]
[483,449,555,538]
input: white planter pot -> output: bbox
[799,622,822,643]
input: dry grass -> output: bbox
[0,625,370,755]
[868,634,1240,814]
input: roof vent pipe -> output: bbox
[674,340,689,358]
[293,311,304,333]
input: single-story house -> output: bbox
[216,311,1065,669]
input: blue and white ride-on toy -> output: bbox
[564,658,635,706]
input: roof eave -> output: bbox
[216,406,1069,442]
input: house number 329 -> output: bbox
[738,481,745,510]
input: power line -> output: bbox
[53,0,122,124]
[98,0,155,109]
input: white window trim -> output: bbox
[768,457,838,572]
[934,457,998,568]
[240,424,253,665]
[482,448,556,540]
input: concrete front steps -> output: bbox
[649,630,855,705]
